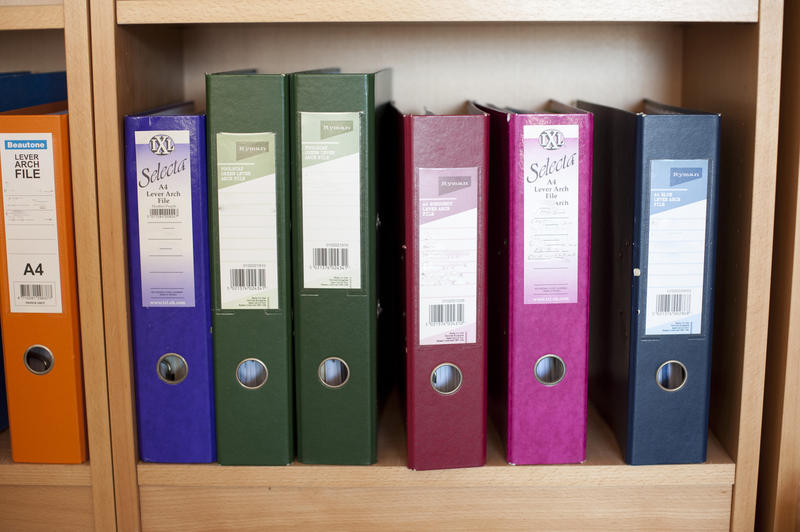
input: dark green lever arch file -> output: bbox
[206,72,294,465]
[290,70,392,464]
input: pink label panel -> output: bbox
[418,166,478,345]
[522,125,579,304]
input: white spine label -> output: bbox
[217,132,279,310]
[300,111,362,290]
[0,133,63,313]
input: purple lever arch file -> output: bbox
[124,110,216,463]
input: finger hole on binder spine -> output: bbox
[24,345,54,375]
[656,360,687,392]
[236,358,268,389]
[431,363,463,395]
[318,357,349,388]
[157,353,188,384]
[534,354,566,386]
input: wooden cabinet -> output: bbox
[89,1,782,530]
[0,2,114,530]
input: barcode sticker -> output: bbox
[428,303,465,325]
[655,291,691,315]
[229,267,266,290]
[645,159,709,335]
[149,207,178,218]
[0,132,63,313]
[134,129,196,307]
[312,247,349,269]
[19,283,54,300]
[418,167,478,345]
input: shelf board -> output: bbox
[0,430,91,486]
[0,3,64,30]
[116,0,757,25]
[138,392,735,488]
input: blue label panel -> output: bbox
[5,140,47,150]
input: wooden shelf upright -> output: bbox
[90,0,783,530]
[757,1,800,530]
[0,1,115,531]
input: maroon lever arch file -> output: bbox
[401,104,489,470]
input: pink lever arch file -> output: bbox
[477,101,593,464]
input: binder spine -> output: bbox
[291,72,388,464]
[207,74,294,465]
[0,114,87,463]
[627,113,720,465]
[125,115,215,463]
[505,113,592,465]
[404,112,489,471]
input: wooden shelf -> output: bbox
[0,430,91,486]
[134,396,735,530]
[0,430,95,530]
[116,0,758,25]
[0,4,64,31]
[91,1,783,529]
[139,394,734,489]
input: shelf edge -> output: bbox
[0,5,64,31]
[116,0,758,25]
[137,460,735,489]
[0,462,92,487]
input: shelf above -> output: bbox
[0,430,91,486]
[0,4,63,31]
[138,392,735,488]
[116,0,758,25]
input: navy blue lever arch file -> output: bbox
[577,99,720,465]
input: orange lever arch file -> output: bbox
[0,112,87,463]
